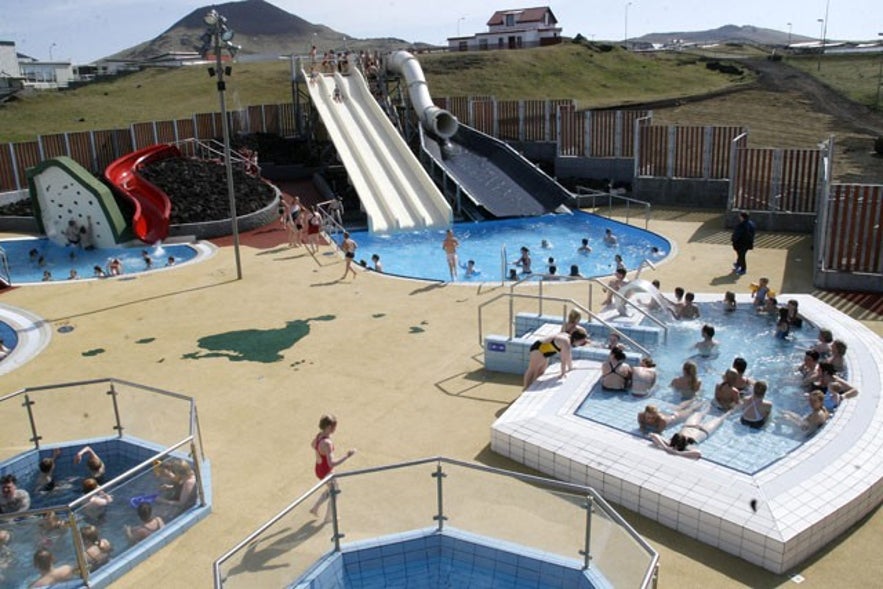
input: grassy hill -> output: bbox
[0,43,752,143]
[788,53,883,108]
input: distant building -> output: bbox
[17,53,74,90]
[448,6,562,52]
[0,41,24,101]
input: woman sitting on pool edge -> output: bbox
[650,406,735,459]
[523,327,589,390]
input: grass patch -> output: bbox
[789,53,883,109]
[0,44,752,142]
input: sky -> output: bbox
[1,0,880,64]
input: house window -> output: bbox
[458,41,468,51]
[498,38,504,49]
[479,39,488,50]
[506,14,515,27]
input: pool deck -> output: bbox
[1,207,881,588]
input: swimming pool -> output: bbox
[0,446,199,589]
[342,211,670,282]
[0,237,204,285]
[575,303,819,474]
[491,293,883,573]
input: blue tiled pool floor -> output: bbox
[292,528,605,589]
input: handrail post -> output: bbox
[68,508,91,585]
[190,440,207,508]
[581,494,594,570]
[107,383,124,437]
[22,393,40,449]
[508,293,514,340]
[432,461,447,532]
[329,482,344,551]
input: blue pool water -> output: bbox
[342,212,670,282]
[0,449,194,589]
[0,320,17,353]
[0,238,198,285]
[575,302,825,474]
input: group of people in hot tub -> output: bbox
[522,289,860,460]
[0,447,197,587]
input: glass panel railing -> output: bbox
[216,484,336,589]
[0,391,38,462]
[589,493,658,588]
[214,458,658,588]
[441,461,587,565]
[111,380,193,448]
[27,384,119,445]
[334,460,439,545]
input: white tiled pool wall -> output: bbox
[490,295,883,573]
[0,303,52,376]
[292,528,601,589]
[484,313,660,374]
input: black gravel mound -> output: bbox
[0,156,276,224]
[140,157,275,224]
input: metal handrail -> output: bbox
[574,185,652,229]
[0,245,10,286]
[315,198,345,238]
[477,291,652,357]
[212,456,659,589]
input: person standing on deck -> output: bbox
[731,212,756,275]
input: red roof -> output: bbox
[487,6,557,27]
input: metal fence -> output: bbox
[819,183,883,274]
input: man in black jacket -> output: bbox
[731,212,756,275]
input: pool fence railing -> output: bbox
[212,456,660,589]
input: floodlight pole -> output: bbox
[876,33,883,109]
[624,2,633,50]
[207,11,242,280]
[816,18,825,71]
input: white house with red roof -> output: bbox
[448,6,562,52]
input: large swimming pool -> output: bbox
[343,211,670,282]
[0,238,201,285]
[575,302,822,474]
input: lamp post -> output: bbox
[457,16,466,37]
[49,42,56,60]
[875,32,883,109]
[786,22,792,47]
[624,2,633,49]
[816,18,825,71]
[202,9,243,280]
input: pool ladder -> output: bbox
[0,246,10,287]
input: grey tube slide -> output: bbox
[387,51,458,139]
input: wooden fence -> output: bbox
[0,103,297,193]
[635,121,744,179]
[820,184,883,274]
[730,146,823,213]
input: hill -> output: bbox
[632,24,814,47]
[108,0,411,61]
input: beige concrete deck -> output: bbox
[1,208,881,588]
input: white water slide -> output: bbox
[305,63,453,233]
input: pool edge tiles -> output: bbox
[491,294,883,574]
[291,527,606,589]
[0,302,52,376]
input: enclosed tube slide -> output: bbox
[387,51,458,139]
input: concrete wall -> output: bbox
[633,176,729,209]
[723,210,816,233]
[555,156,634,185]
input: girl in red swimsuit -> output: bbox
[309,414,356,520]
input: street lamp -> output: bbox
[200,9,243,280]
[817,18,824,71]
[624,2,633,49]
[49,42,56,60]
[875,32,883,109]
[457,16,466,37]
[786,22,792,47]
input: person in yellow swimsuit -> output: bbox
[523,327,589,390]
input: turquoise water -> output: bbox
[0,454,193,589]
[342,211,670,282]
[0,238,198,285]
[575,301,824,474]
